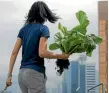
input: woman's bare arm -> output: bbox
[39,37,69,59]
[8,38,22,76]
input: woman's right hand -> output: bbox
[60,53,70,60]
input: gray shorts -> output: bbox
[18,68,47,93]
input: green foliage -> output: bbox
[49,10,102,57]
[49,43,59,50]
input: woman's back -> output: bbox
[18,23,50,72]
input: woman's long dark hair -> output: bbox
[25,1,60,24]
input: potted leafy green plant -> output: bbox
[49,10,102,75]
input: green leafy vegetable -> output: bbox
[49,10,102,57]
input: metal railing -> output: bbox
[87,83,107,93]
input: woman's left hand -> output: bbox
[6,77,12,88]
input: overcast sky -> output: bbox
[0,0,100,88]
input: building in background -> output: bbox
[79,54,87,93]
[57,83,62,93]
[98,1,108,93]
[70,61,80,93]
[46,88,51,93]
[62,60,80,93]
[62,54,87,93]
[86,64,96,93]
[46,84,62,93]
[80,64,86,93]
[62,65,71,93]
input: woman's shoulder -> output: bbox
[24,23,49,30]
[41,24,49,29]
[40,24,49,32]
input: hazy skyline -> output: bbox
[0,0,100,88]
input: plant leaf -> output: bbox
[71,10,89,35]
[90,34,102,44]
[49,43,59,50]
[71,25,87,35]
[58,23,67,35]
[76,10,89,27]
[86,51,92,57]
[54,32,63,42]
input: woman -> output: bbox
[6,1,70,93]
